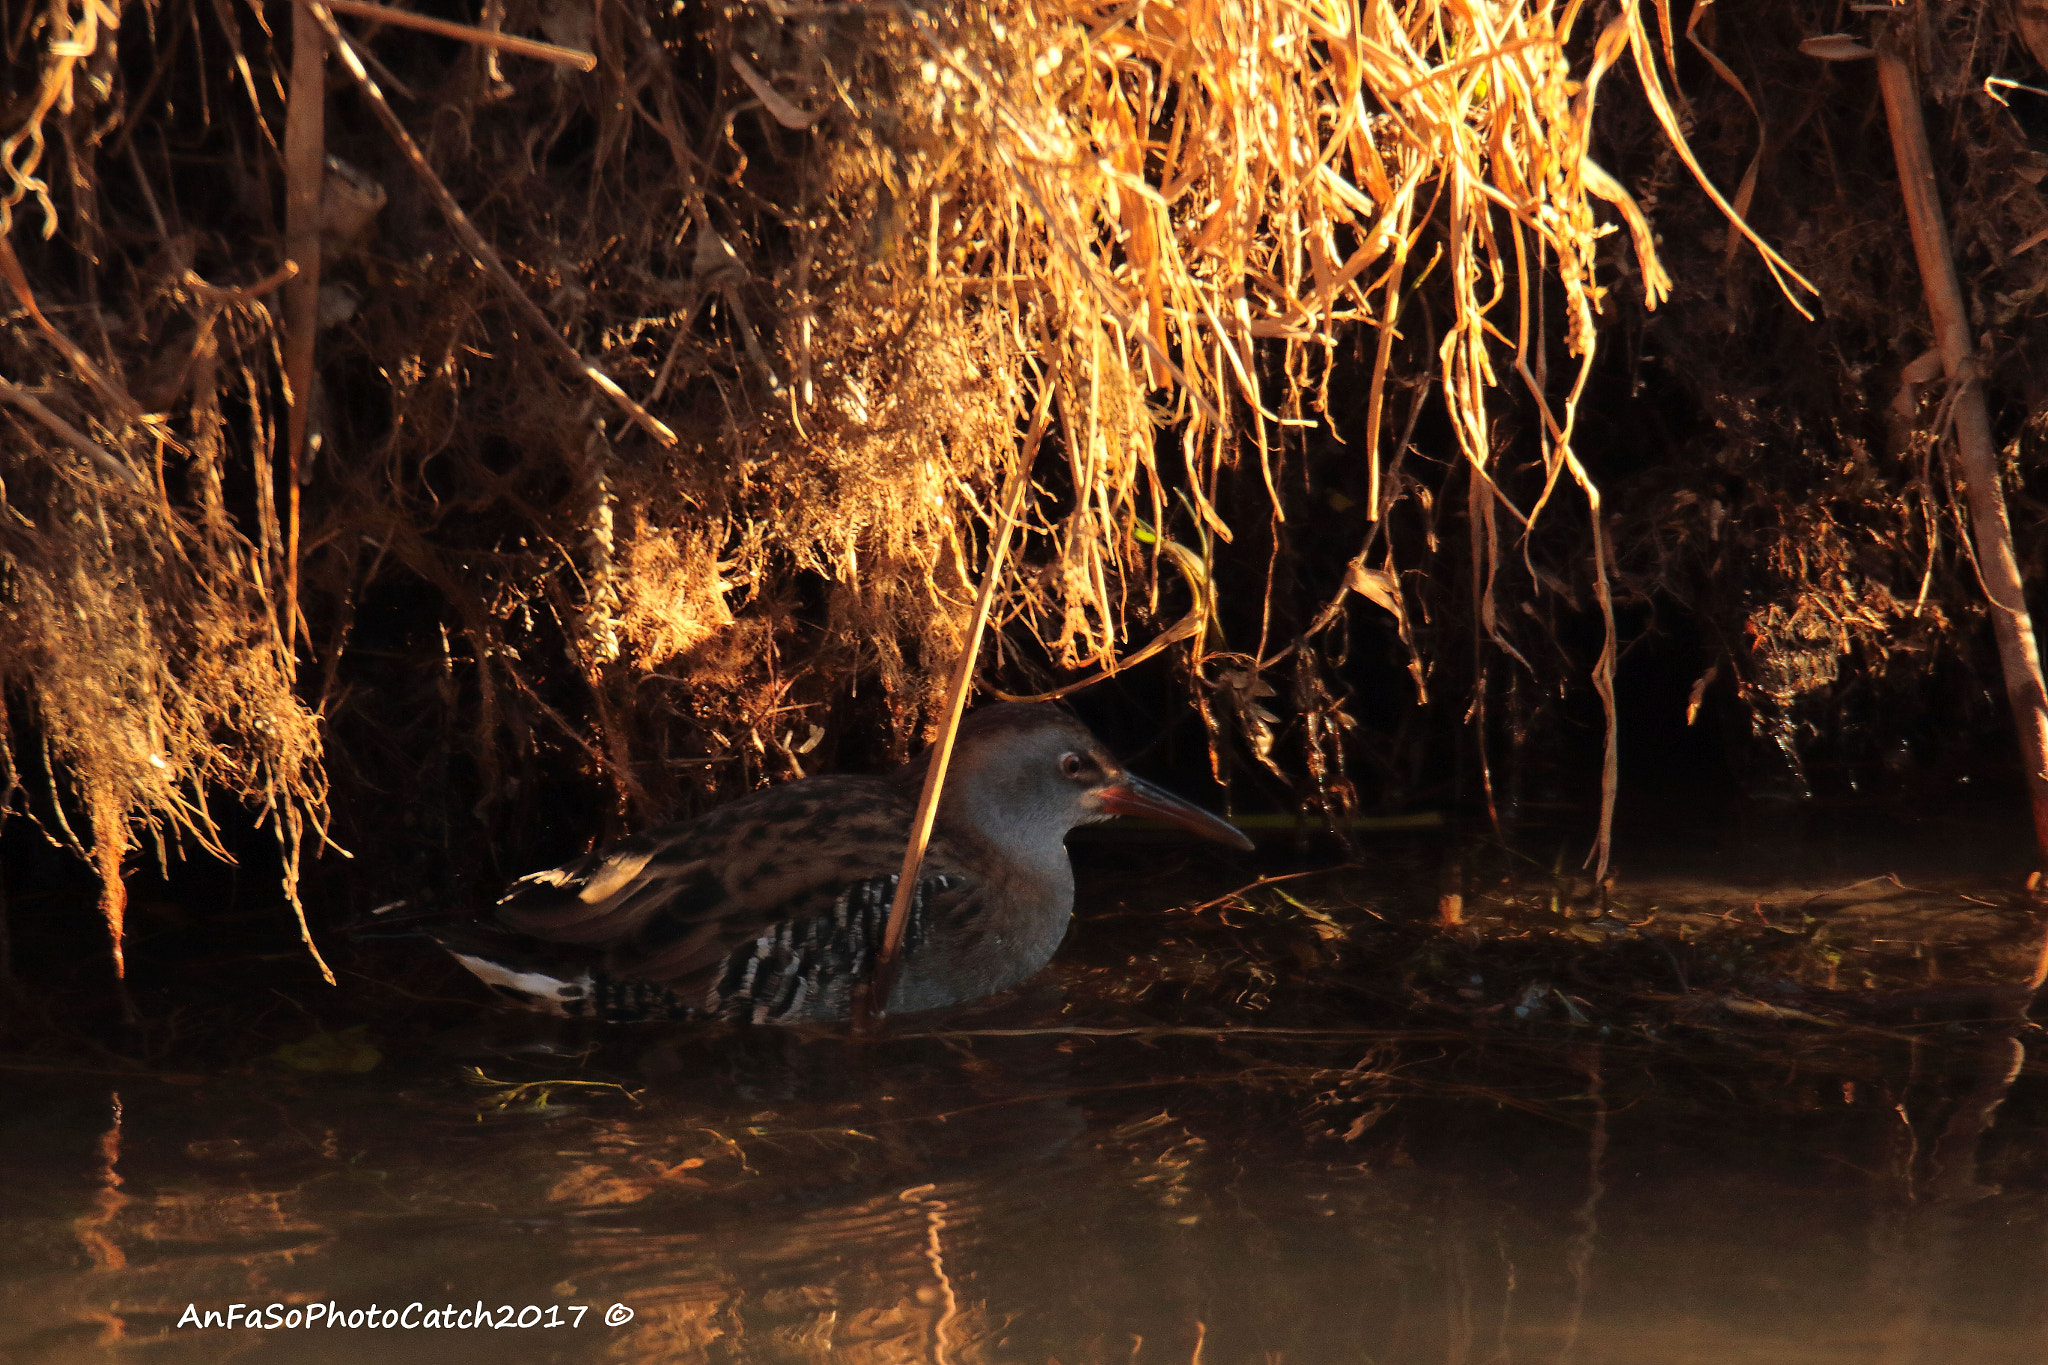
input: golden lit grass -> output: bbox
[0,0,1798,975]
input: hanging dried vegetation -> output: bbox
[7,0,1967,987]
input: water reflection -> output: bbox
[4,1011,2042,1365]
[6,845,2046,1364]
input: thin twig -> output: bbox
[1876,23,2048,861]
[0,376,145,490]
[181,262,299,305]
[1179,865,1361,915]
[283,0,326,660]
[325,0,597,70]
[861,377,1058,1026]
[306,2,676,446]
[0,237,148,428]
[986,607,1203,702]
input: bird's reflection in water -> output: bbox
[443,1008,1091,1362]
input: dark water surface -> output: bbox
[3,843,2044,1363]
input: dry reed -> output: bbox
[1,0,1823,979]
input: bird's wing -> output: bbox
[489,774,980,991]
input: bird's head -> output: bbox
[905,703,1253,853]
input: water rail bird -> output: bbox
[429,703,1251,1023]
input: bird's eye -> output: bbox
[1060,752,1085,779]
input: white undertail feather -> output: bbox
[450,953,591,1016]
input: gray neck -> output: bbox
[885,772,1077,1014]
[942,779,1075,881]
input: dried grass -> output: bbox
[1,0,1806,977]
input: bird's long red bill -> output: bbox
[1095,774,1254,850]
